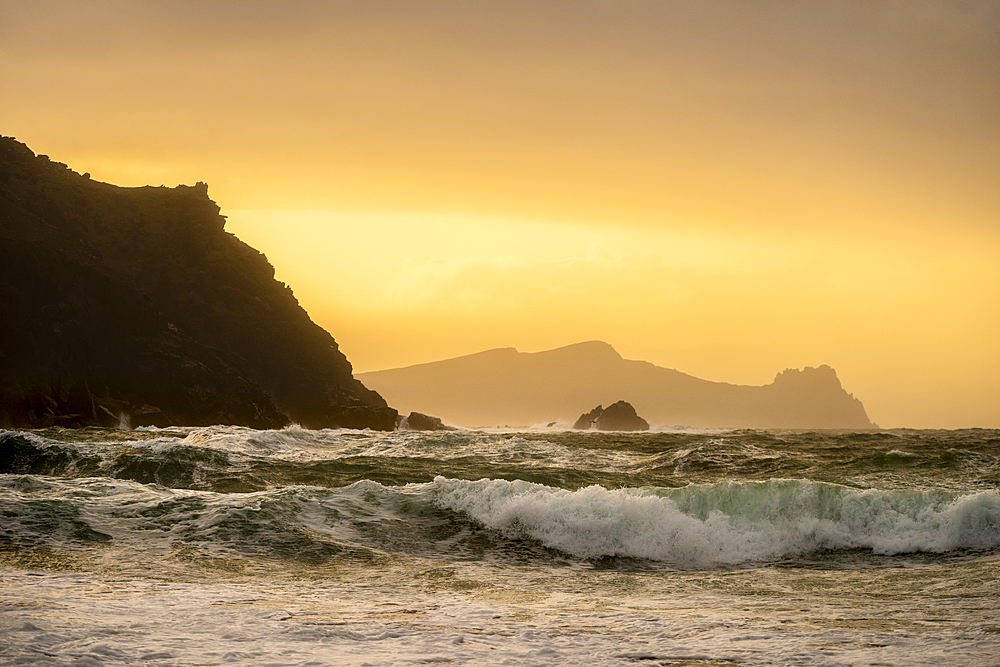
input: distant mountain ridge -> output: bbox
[357,341,877,429]
[0,136,396,429]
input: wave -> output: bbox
[3,426,999,571]
[0,476,427,564]
[2,469,998,570]
[5,427,998,494]
[431,477,1000,567]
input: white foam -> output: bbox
[431,477,1000,567]
[886,449,918,458]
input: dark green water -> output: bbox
[1,426,998,665]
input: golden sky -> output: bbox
[2,1,998,428]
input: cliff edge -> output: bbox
[0,137,397,430]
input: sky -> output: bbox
[2,0,998,428]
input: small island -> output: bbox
[357,341,878,429]
[399,412,458,431]
[573,401,650,431]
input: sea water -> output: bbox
[1,426,998,665]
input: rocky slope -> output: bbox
[357,341,877,429]
[0,137,396,430]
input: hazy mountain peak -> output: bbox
[531,340,622,361]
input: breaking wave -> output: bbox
[3,426,999,570]
[431,477,1000,566]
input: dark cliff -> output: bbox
[0,137,397,430]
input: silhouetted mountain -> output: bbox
[0,137,396,430]
[357,341,877,429]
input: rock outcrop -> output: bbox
[597,401,650,431]
[573,401,649,431]
[572,405,604,430]
[399,412,458,431]
[0,137,397,430]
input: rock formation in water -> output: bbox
[357,341,878,429]
[580,400,650,431]
[399,412,458,431]
[0,137,397,430]
[573,405,604,430]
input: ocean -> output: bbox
[1,425,998,666]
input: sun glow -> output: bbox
[226,210,1000,428]
[4,1,997,427]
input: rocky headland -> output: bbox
[0,137,396,430]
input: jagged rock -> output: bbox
[574,401,649,431]
[573,405,603,430]
[401,412,457,431]
[0,136,397,430]
[596,400,650,431]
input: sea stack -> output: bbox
[0,136,397,430]
[399,412,458,431]
[574,401,650,431]
[572,405,604,429]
